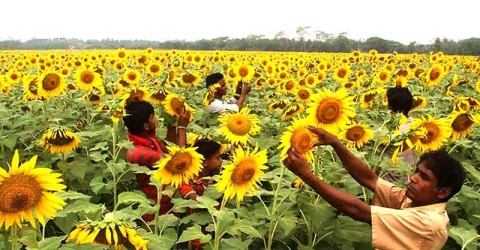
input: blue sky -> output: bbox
[1,0,478,44]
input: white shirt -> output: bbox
[206,99,239,114]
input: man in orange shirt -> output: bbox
[283,127,465,250]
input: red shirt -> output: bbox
[126,132,174,220]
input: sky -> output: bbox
[1,0,479,45]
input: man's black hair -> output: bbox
[206,73,224,88]
[123,100,154,136]
[418,149,465,202]
[386,86,413,116]
[194,138,222,159]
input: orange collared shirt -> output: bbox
[371,178,449,250]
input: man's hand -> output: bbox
[177,108,191,127]
[241,82,251,95]
[308,126,340,147]
[283,148,311,177]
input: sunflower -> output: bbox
[37,71,66,100]
[203,83,220,107]
[22,75,41,102]
[333,65,351,83]
[122,87,150,106]
[281,79,297,94]
[83,85,105,105]
[316,71,326,84]
[295,87,312,103]
[233,64,255,82]
[0,76,11,94]
[162,93,194,120]
[149,89,168,105]
[116,48,128,60]
[268,99,289,113]
[338,122,374,148]
[123,69,141,85]
[146,62,162,77]
[390,128,425,164]
[360,90,377,109]
[110,107,126,125]
[40,128,81,154]
[218,108,261,145]
[264,62,276,77]
[0,150,66,230]
[394,77,408,87]
[448,110,480,140]
[153,145,204,188]
[411,115,452,153]
[375,69,391,84]
[278,117,318,163]
[281,103,305,121]
[425,65,444,86]
[6,70,22,84]
[306,88,356,134]
[305,74,317,87]
[75,67,102,91]
[179,72,201,87]
[66,214,149,250]
[216,145,268,202]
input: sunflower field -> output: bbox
[0,48,480,250]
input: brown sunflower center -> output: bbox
[150,64,160,73]
[127,72,137,81]
[272,101,287,110]
[238,66,249,78]
[171,98,185,114]
[182,74,196,84]
[42,73,61,91]
[48,133,76,146]
[0,174,42,213]
[126,90,145,104]
[364,93,376,102]
[28,78,38,94]
[230,158,256,185]
[291,128,313,154]
[165,152,192,174]
[345,126,365,141]
[298,89,310,100]
[379,72,388,81]
[452,114,474,132]
[316,99,341,123]
[337,69,347,78]
[152,91,167,102]
[227,115,251,136]
[10,73,19,80]
[419,123,439,144]
[285,80,295,90]
[80,71,94,84]
[429,69,441,81]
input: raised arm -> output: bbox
[235,83,250,110]
[308,126,378,191]
[284,149,372,223]
[176,108,190,147]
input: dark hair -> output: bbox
[386,87,413,116]
[123,100,154,135]
[206,73,224,88]
[418,149,465,202]
[194,138,222,159]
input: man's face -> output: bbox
[144,113,157,134]
[406,162,449,206]
[203,150,223,175]
[216,78,228,96]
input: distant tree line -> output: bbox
[1,35,480,55]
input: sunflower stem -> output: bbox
[10,224,18,250]
[154,186,162,236]
[266,165,286,250]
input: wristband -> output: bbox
[177,126,186,130]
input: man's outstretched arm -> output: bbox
[284,149,372,223]
[309,127,378,191]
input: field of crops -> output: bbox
[0,48,479,250]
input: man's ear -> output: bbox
[436,187,451,200]
[143,122,150,131]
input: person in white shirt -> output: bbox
[205,73,251,114]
